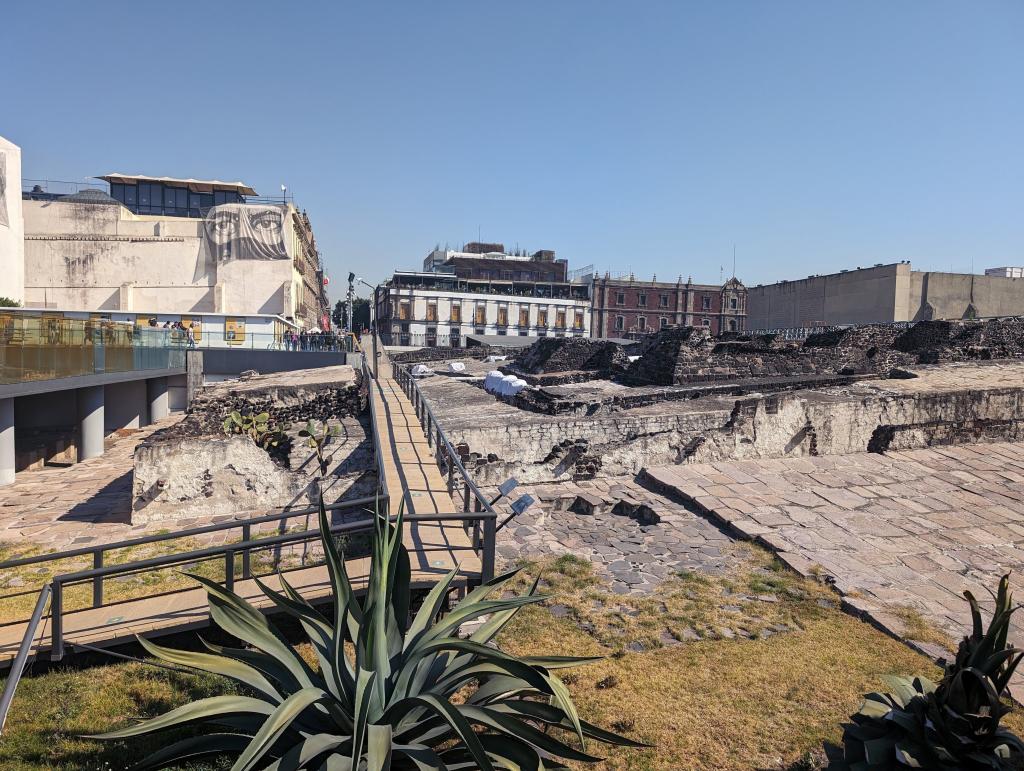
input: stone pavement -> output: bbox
[0,416,186,554]
[490,475,744,594]
[645,442,1024,656]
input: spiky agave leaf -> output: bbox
[88,495,645,769]
[840,574,1024,769]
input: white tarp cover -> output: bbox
[0,153,8,228]
[484,371,526,396]
[412,364,433,377]
[447,361,467,373]
[204,203,290,262]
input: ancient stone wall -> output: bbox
[133,365,373,522]
[514,337,629,375]
[625,318,1024,386]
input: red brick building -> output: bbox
[590,274,747,338]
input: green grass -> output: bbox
[1,546,1021,770]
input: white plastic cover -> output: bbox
[411,364,433,377]
[447,361,467,373]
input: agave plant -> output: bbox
[841,574,1024,769]
[89,499,643,769]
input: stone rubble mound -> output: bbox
[515,337,630,375]
[625,318,1024,386]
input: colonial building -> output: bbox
[590,274,747,338]
[377,244,591,347]
[18,172,330,330]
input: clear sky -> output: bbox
[4,1,1022,301]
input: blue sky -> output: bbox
[4,1,1021,300]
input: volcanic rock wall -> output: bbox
[133,365,373,522]
[624,318,1024,386]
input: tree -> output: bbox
[332,297,371,331]
[0,298,20,308]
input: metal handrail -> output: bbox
[361,350,391,512]
[45,507,496,661]
[390,357,497,581]
[0,495,382,570]
[0,584,51,734]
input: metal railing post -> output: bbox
[92,551,104,608]
[0,584,51,735]
[481,513,496,582]
[50,581,63,661]
[241,524,252,579]
[224,550,235,591]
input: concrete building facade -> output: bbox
[19,174,330,329]
[590,275,747,338]
[0,135,25,305]
[378,244,590,346]
[747,262,1024,330]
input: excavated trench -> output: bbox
[417,361,1024,485]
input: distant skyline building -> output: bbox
[377,243,591,347]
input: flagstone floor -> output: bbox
[644,442,1024,657]
[0,416,188,554]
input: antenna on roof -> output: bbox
[732,244,737,279]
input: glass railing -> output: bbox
[0,318,185,385]
[186,332,353,352]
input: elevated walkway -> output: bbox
[0,337,495,674]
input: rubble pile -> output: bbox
[625,318,1024,386]
[623,327,819,385]
[133,365,372,522]
[168,366,364,439]
[514,337,629,375]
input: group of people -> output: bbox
[283,329,343,352]
[148,318,196,347]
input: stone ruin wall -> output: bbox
[417,319,1024,486]
[446,381,1024,486]
[133,367,373,523]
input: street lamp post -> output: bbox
[357,278,378,378]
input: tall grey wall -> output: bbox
[105,380,148,431]
[908,271,1024,320]
[747,264,907,329]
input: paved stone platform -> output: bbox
[0,416,186,554]
[645,443,1024,654]
[490,476,744,594]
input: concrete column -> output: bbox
[0,398,14,486]
[77,385,105,461]
[147,377,169,423]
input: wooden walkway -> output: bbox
[0,347,478,665]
